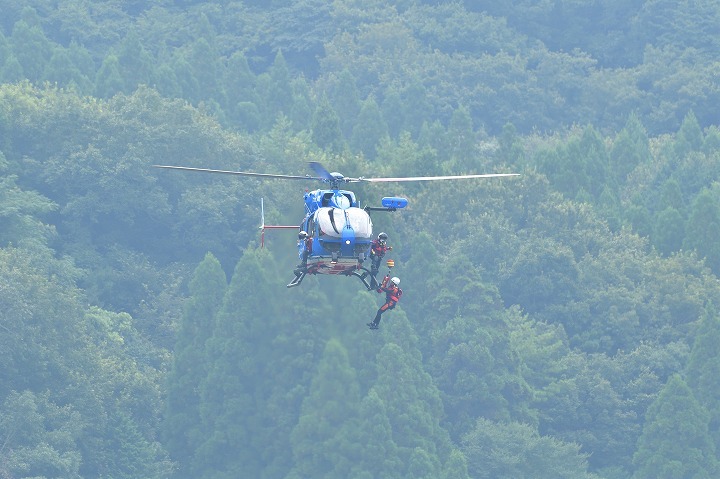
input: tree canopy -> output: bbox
[2,1,720,477]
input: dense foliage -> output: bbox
[2,1,720,478]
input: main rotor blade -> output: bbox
[308,161,336,181]
[356,173,520,182]
[153,165,319,181]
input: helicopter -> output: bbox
[154,162,519,289]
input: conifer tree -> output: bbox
[95,54,125,99]
[350,95,388,159]
[262,50,293,121]
[372,323,452,476]
[260,285,331,477]
[116,29,156,94]
[311,95,345,153]
[498,122,525,166]
[171,54,200,103]
[658,178,683,211]
[609,112,650,184]
[1,53,24,82]
[10,19,52,81]
[683,188,720,273]
[195,247,279,478]
[330,68,361,138]
[288,76,313,132]
[187,38,223,104]
[154,63,182,98]
[674,110,704,158]
[163,253,226,478]
[686,305,720,452]
[632,374,718,479]
[224,51,261,129]
[418,119,448,159]
[288,338,362,478]
[653,206,684,256]
[382,87,405,138]
[577,125,610,199]
[446,105,477,170]
[350,389,402,477]
[43,48,84,90]
[401,77,433,138]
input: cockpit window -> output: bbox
[335,194,350,208]
[322,192,352,209]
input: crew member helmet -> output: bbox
[378,232,388,241]
[298,231,308,240]
[390,277,400,286]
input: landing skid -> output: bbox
[349,267,380,290]
[287,269,307,288]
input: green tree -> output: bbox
[154,62,182,98]
[441,449,471,479]
[633,374,718,479]
[401,77,433,138]
[187,37,223,104]
[683,188,720,273]
[104,412,169,479]
[95,54,125,98]
[658,178,683,211]
[10,18,53,81]
[311,95,344,153]
[116,29,156,93]
[445,105,478,171]
[500,237,579,316]
[163,253,226,477]
[686,305,720,452]
[0,154,57,247]
[652,206,684,256]
[382,87,405,138]
[288,76,314,132]
[288,339,362,478]
[1,53,24,82]
[371,326,452,476]
[461,419,599,479]
[260,285,331,478]
[535,353,639,473]
[43,46,92,93]
[674,110,704,158]
[224,51,258,106]
[350,389,402,477]
[625,203,653,238]
[498,122,525,166]
[429,253,532,437]
[195,247,282,478]
[260,49,293,124]
[187,249,328,479]
[171,53,200,102]
[330,68,361,138]
[610,113,650,184]
[350,95,388,159]
[0,391,83,479]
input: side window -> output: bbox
[307,217,315,237]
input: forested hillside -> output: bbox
[1,1,720,478]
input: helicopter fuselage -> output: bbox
[299,188,374,273]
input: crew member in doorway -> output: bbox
[369,232,392,276]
